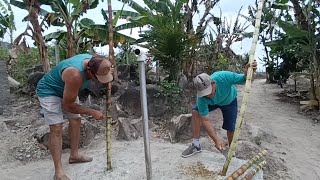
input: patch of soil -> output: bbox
[180,162,219,179]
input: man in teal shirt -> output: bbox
[182,61,257,158]
[37,54,113,180]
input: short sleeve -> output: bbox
[197,97,209,117]
[223,71,245,85]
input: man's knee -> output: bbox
[49,123,63,134]
[68,118,81,125]
[192,110,200,117]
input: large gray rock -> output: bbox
[168,113,207,142]
[117,117,154,140]
[178,73,188,89]
[117,85,168,118]
[34,119,100,149]
[0,122,8,132]
[0,60,10,111]
[169,114,192,141]
[146,71,167,84]
[9,48,18,59]
[117,64,137,81]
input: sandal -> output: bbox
[69,155,93,164]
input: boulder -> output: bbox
[0,60,10,110]
[117,117,154,140]
[25,64,44,75]
[168,114,207,142]
[34,119,100,149]
[117,85,168,118]
[9,48,18,59]
[8,76,21,88]
[0,122,8,132]
[146,71,167,84]
[117,64,137,81]
[168,114,192,141]
[21,72,45,94]
[78,80,126,99]
[177,73,188,89]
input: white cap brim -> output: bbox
[96,71,113,83]
[197,85,212,97]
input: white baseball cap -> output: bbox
[193,73,213,97]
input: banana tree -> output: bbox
[10,0,51,72]
[44,8,136,77]
[116,0,188,39]
[266,0,320,107]
[41,0,99,58]
[208,7,253,72]
[0,0,15,44]
[115,0,197,81]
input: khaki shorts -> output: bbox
[38,96,80,125]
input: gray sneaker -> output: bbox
[181,144,202,158]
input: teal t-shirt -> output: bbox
[36,54,92,98]
[197,71,245,117]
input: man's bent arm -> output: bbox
[62,68,95,116]
[199,115,220,143]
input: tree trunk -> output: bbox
[310,73,316,100]
[290,0,308,30]
[26,0,50,73]
[55,40,60,65]
[66,25,76,58]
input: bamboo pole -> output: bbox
[106,0,114,171]
[241,161,267,180]
[225,150,267,180]
[220,0,265,175]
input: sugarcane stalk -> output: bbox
[220,0,265,176]
[226,150,267,180]
[106,0,114,171]
[241,161,267,180]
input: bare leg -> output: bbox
[227,131,234,147]
[192,110,223,147]
[191,110,201,138]
[49,123,65,178]
[68,118,92,163]
[68,118,81,159]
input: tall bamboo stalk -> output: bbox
[225,150,267,180]
[241,161,267,180]
[220,0,265,176]
[106,0,114,171]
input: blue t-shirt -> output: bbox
[197,71,245,116]
[36,54,92,98]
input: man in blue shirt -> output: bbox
[37,54,113,180]
[182,61,257,158]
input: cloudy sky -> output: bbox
[4,0,265,71]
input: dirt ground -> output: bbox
[0,79,319,180]
[243,79,320,180]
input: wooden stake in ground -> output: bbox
[226,150,267,180]
[241,160,267,180]
[106,0,114,171]
[220,0,265,176]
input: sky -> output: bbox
[4,0,266,71]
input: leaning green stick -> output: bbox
[221,0,265,176]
